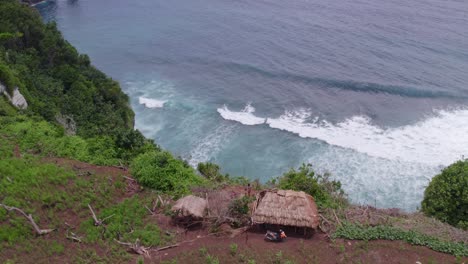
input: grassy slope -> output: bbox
[0,156,172,264]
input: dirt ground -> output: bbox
[151,223,466,264]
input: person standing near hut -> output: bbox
[245,183,252,197]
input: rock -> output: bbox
[10,88,28,109]
[56,113,77,135]
[0,83,28,109]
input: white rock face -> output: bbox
[0,82,28,109]
[10,88,28,109]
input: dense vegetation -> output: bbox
[0,0,133,138]
[421,160,468,230]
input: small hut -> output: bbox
[171,195,207,226]
[251,190,319,235]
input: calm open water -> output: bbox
[37,0,468,210]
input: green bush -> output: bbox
[0,95,17,116]
[272,164,348,208]
[333,223,468,256]
[197,162,227,182]
[421,160,468,229]
[131,151,204,197]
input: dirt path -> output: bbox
[149,228,466,264]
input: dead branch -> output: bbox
[77,171,92,177]
[319,214,332,225]
[88,204,100,225]
[115,239,132,246]
[144,205,155,215]
[0,203,54,235]
[88,204,113,226]
[64,221,75,229]
[66,231,82,243]
[123,176,136,181]
[101,214,115,223]
[333,209,342,227]
[115,239,151,257]
[157,195,165,207]
[153,243,179,252]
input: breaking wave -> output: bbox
[139,97,166,108]
[217,103,266,125]
[220,104,468,166]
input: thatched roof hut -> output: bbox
[251,190,319,229]
[171,195,207,219]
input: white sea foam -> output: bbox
[219,104,468,166]
[188,124,234,167]
[307,147,439,210]
[139,97,166,108]
[267,109,468,166]
[217,103,266,125]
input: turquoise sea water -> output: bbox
[37,0,468,210]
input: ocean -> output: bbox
[37,0,468,211]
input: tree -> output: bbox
[421,160,468,229]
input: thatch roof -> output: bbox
[251,190,319,229]
[171,195,207,218]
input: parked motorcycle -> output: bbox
[264,229,287,242]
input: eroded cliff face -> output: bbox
[0,83,28,109]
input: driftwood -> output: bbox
[0,203,54,235]
[88,204,114,226]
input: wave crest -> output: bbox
[217,103,266,125]
[139,97,166,108]
[219,104,468,165]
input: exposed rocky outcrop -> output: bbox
[0,83,28,109]
[55,113,77,135]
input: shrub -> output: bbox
[197,162,227,182]
[421,160,468,229]
[131,151,204,197]
[272,164,348,208]
[333,223,468,256]
[229,243,238,256]
[227,196,255,228]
